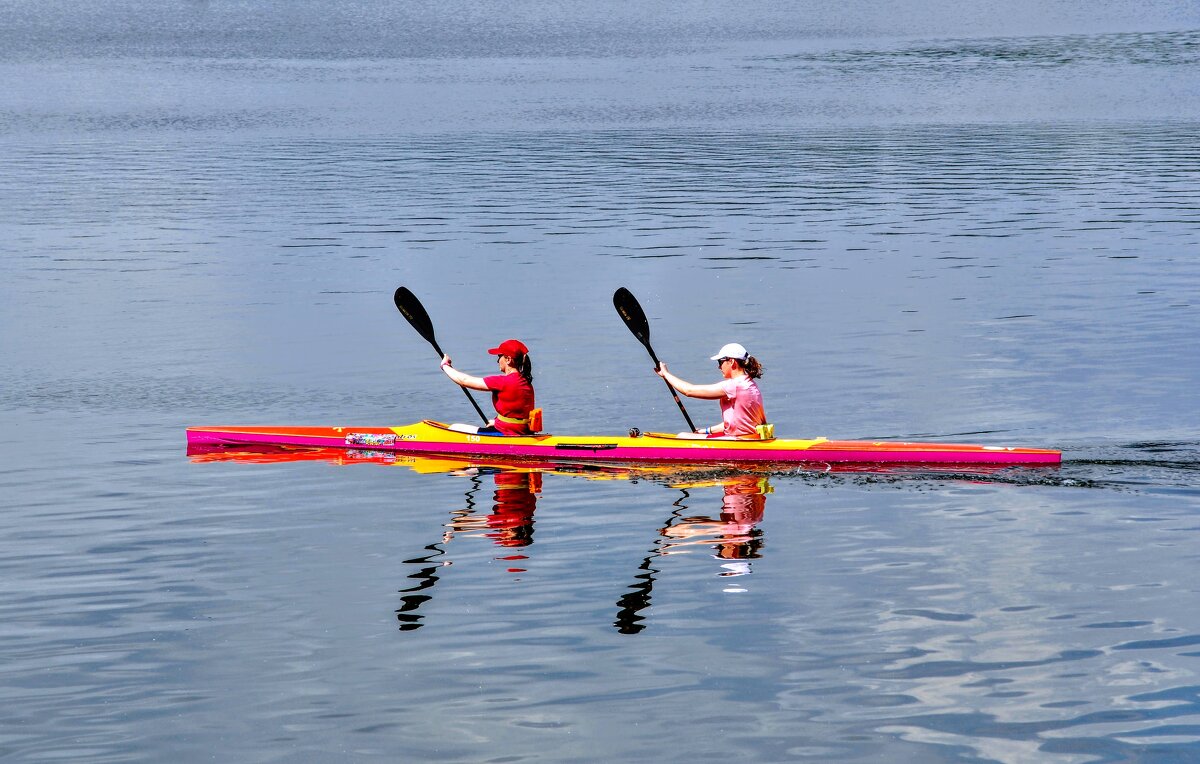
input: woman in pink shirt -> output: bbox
[655,342,767,438]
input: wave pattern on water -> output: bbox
[3,125,1197,443]
[4,127,1198,272]
[3,6,1200,758]
[753,29,1200,71]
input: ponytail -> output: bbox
[513,352,534,384]
[741,355,764,380]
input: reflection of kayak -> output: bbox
[186,420,1060,466]
[186,443,631,478]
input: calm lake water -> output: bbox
[2,1,1199,761]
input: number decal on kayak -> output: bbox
[467,435,481,443]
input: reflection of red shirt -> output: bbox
[489,472,538,547]
[483,372,535,435]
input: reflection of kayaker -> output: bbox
[718,476,768,529]
[659,476,769,564]
[655,342,768,439]
[485,471,539,547]
[440,339,536,436]
[446,470,541,548]
[714,477,769,566]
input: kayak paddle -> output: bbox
[393,286,490,425]
[613,287,697,432]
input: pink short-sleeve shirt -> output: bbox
[718,376,766,438]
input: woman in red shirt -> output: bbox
[439,339,536,435]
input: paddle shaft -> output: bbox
[431,348,492,427]
[394,287,490,425]
[648,347,699,433]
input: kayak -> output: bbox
[185,420,1061,466]
[185,444,1054,486]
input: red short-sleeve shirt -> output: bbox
[483,372,535,435]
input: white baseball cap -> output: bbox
[710,342,749,361]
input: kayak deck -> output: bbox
[186,420,1061,466]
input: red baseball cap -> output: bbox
[488,339,528,356]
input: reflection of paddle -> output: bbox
[396,474,484,630]
[613,491,690,635]
[394,286,489,425]
[613,287,697,432]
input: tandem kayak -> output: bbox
[186,420,1061,466]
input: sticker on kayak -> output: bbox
[345,432,397,447]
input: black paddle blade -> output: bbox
[394,285,487,423]
[613,287,651,347]
[394,286,438,348]
[613,286,695,431]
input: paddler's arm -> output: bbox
[440,355,490,392]
[655,362,727,399]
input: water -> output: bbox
[2,1,1200,760]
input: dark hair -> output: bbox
[737,355,763,379]
[512,351,534,384]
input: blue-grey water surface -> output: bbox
[2,1,1200,761]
